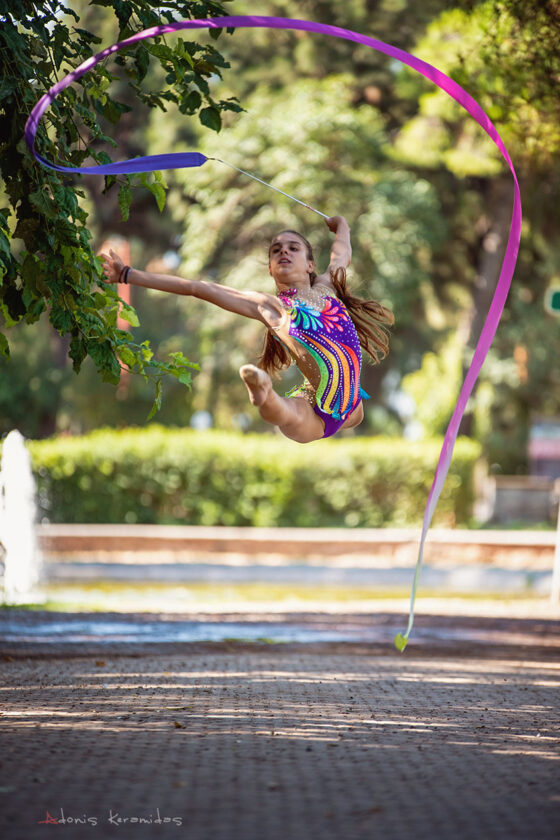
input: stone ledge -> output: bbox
[36,524,557,569]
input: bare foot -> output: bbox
[239,364,272,407]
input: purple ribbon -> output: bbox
[25,16,521,648]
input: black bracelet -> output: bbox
[118,265,131,284]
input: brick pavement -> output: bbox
[1,614,559,840]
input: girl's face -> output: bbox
[269,233,314,285]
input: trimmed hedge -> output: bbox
[23,427,481,527]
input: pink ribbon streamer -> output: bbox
[25,16,521,648]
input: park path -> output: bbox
[1,610,559,840]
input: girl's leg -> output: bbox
[340,400,364,430]
[239,365,325,443]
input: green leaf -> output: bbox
[177,41,194,69]
[134,45,150,82]
[148,182,166,212]
[101,368,121,385]
[0,301,19,328]
[148,43,175,62]
[199,106,222,133]
[0,332,10,358]
[140,340,154,362]
[220,98,244,114]
[168,351,199,370]
[88,338,120,384]
[49,304,74,334]
[117,182,132,222]
[24,298,46,324]
[192,75,210,96]
[147,379,162,420]
[0,77,19,99]
[102,98,131,124]
[117,345,137,368]
[29,189,58,221]
[179,90,202,115]
[72,27,103,46]
[177,370,193,387]
[119,302,140,327]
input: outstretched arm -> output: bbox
[99,249,283,326]
[326,215,352,270]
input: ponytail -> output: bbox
[258,330,292,379]
[324,267,393,365]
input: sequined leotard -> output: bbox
[271,285,369,438]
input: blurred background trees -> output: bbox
[2,0,559,477]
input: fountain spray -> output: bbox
[0,430,44,604]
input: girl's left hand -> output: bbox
[99,249,124,284]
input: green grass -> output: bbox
[1,580,549,613]
[470,519,555,531]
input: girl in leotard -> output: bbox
[100,216,393,443]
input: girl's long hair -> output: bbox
[258,231,394,378]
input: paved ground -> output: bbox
[1,610,560,840]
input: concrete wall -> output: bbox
[479,476,559,525]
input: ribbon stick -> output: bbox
[208,158,329,219]
[25,17,521,649]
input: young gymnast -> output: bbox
[100,216,393,443]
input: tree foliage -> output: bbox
[392,0,560,176]
[0,0,239,414]
[391,0,560,465]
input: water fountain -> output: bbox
[0,430,43,604]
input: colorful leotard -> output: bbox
[271,285,369,438]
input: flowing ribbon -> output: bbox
[25,16,521,650]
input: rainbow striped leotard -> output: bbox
[272,286,369,437]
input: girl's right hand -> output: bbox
[325,215,347,233]
[99,248,124,284]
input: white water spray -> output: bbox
[0,430,43,604]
